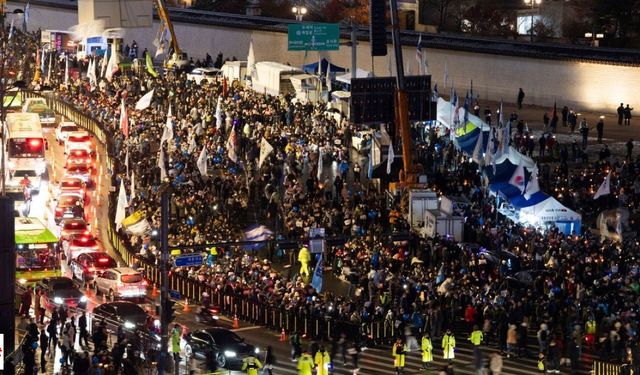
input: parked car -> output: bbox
[58,218,90,242]
[183,328,259,370]
[91,301,151,338]
[187,67,221,85]
[53,193,85,224]
[54,177,86,198]
[93,267,147,302]
[55,121,80,144]
[70,251,117,283]
[36,276,87,311]
[65,149,93,169]
[64,131,94,155]
[63,236,102,263]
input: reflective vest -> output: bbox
[297,354,314,375]
[241,356,263,375]
[586,320,596,335]
[538,359,545,371]
[469,330,483,346]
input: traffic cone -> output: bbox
[183,298,190,312]
[279,328,286,342]
[151,284,158,297]
[233,314,239,329]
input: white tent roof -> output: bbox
[336,68,373,84]
[519,197,581,224]
[494,149,536,169]
[436,97,489,132]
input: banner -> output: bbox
[121,210,151,235]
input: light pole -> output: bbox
[524,0,542,42]
[291,3,307,21]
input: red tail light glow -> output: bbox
[97,258,109,263]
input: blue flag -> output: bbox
[311,254,324,293]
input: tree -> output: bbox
[594,0,640,41]
[462,3,513,37]
[323,0,347,23]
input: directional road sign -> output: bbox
[174,254,203,267]
[288,23,340,51]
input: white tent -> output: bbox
[336,68,373,84]
[518,197,581,234]
[436,97,489,132]
[494,150,536,170]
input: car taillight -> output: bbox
[142,280,148,286]
[56,208,63,212]
[62,230,68,236]
[83,230,90,235]
[88,267,95,272]
[97,258,109,263]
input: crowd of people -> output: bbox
[6,26,640,374]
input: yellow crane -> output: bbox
[154,0,189,70]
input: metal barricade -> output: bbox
[591,361,624,375]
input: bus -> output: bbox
[15,217,61,283]
[4,113,47,197]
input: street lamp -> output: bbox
[524,0,542,42]
[291,4,307,21]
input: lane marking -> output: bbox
[232,325,262,332]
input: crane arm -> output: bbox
[154,0,182,57]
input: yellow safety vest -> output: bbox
[538,359,545,371]
[586,320,596,335]
[469,330,483,346]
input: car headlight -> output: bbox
[254,347,260,354]
[54,297,63,304]
[80,296,88,303]
[223,350,237,358]
[124,321,135,329]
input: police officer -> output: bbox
[171,324,182,375]
[442,329,456,363]
[297,351,315,375]
[392,338,407,375]
[241,353,263,375]
[421,332,433,369]
[314,346,331,375]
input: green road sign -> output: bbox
[288,23,340,51]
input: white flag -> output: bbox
[484,128,494,167]
[317,148,323,180]
[46,53,52,83]
[124,147,129,174]
[387,141,395,174]
[325,61,332,92]
[135,89,154,111]
[161,105,174,144]
[64,55,69,85]
[258,137,274,169]
[115,179,127,230]
[100,50,109,78]
[130,171,135,200]
[105,42,120,82]
[472,131,484,164]
[508,163,526,193]
[215,97,223,129]
[197,146,208,177]
[524,164,540,199]
[87,58,97,87]
[247,39,256,78]
[158,147,167,181]
[593,171,611,199]
[227,126,238,163]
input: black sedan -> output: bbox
[36,276,87,311]
[91,301,155,342]
[183,328,259,369]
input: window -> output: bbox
[121,274,143,283]
[8,138,45,158]
[16,246,57,270]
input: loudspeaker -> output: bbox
[370,0,387,56]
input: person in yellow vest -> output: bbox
[297,351,315,375]
[537,352,546,373]
[442,329,456,363]
[298,246,311,278]
[585,318,596,349]
[314,347,331,375]
[392,338,408,374]
[241,354,263,375]
[421,333,433,369]
[469,325,484,373]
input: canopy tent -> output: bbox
[518,197,582,235]
[302,59,346,75]
[336,68,373,84]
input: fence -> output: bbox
[591,361,626,375]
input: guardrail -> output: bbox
[591,361,625,375]
[24,90,399,345]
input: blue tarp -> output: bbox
[302,59,346,74]
[457,128,484,155]
[489,182,523,200]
